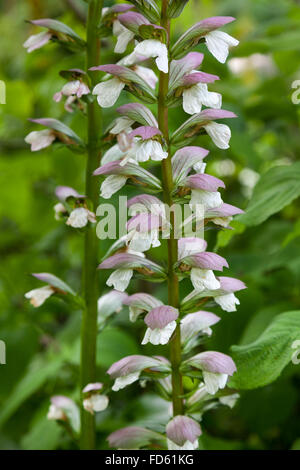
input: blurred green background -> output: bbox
[0,0,300,450]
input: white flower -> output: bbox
[205,30,239,64]
[134,39,169,73]
[203,122,231,149]
[191,268,221,292]
[25,130,55,152]
[113,19,135,53]
[93,77,125,108]
[102,144,125,164]
[212,216,233,228]
[54,202,66,220]
[190,189,223,210]
[121,139,167,166]
[23,31,51,53]
[134,65,158,89]
[54,80,90,101]
[110,116,134,134]
[47,404,65,421]
[112,372,140,391]
[183,80,222,115]
[83,394,109,414]
[167,439,198,450]
[100,175,128,199]
[126,226,160,253]
[214,292,240,312]
[106,268,133,292]
[66,208,96,228]
[25,285,54,307]
[142,321,177,346]
[219,393,239,409]
[203,371,228,395]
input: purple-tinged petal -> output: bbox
[107,355,168,378]
[172,17,236,58]
[32,272,75,295]
[98,253,164,276]
[169,52,204,91]
[186,174,225,191]
[82,383,103,394]
[118,12,150,33]
[128,194,163,209]
[89,64,126,75]
[172,146,209,184]
[187,351,237,375]
[145,306,179,329]
[178,237,207,259]
[206,203,244,217]
[108,426,163,450]
[218,276,247,293]
[128,125,162,140]
[181,252,229,270]
[124,292,162,310]
[55,185,85,201]
[117,102,158,128]
[182,71,220,86]
[127,213,161,232]
[109,4,134,13]
[166,416,201,447]
[181,311,220,342]
[171,109,237,146]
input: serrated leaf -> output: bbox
[238,163,300,226]
[230,310,300,390]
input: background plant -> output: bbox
[0,0,300,451]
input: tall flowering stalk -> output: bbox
[23,1,138,450]
[94,0,244,450]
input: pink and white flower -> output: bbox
[47,396,80,433]
[25,285,54,307]
[25,129,55,152]
[23,31,51,53]
[134,39,168,73]
[82,383,109,414]
[205,30,239,64]
[182,351,237,394]
[142,306,179,346]
[66,207,96,228]
[107,355,170,391]
[166,416,201,450]
[124,292,163,322]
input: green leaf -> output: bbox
[230,310,300,390]
[0,357,63,427]
[238,163,300,226]
[215,221,245,250]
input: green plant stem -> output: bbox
[158,0,184,417]
[80,0,102,450]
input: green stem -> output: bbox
[80,0,102,450]
[158,0,184,417]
